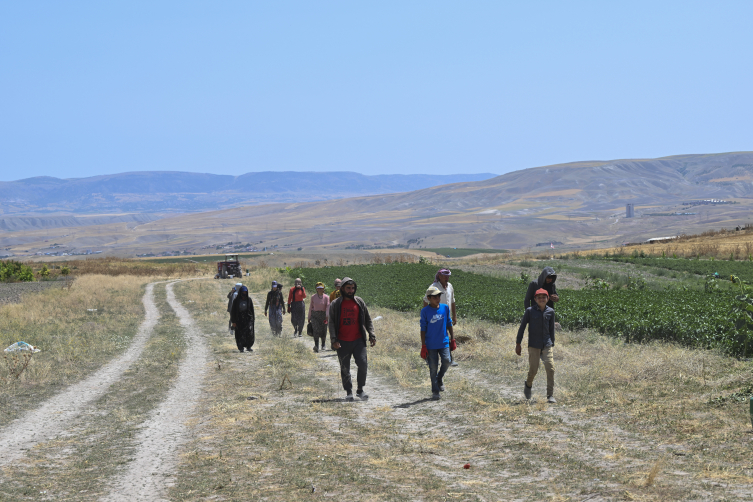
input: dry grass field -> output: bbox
[167,277,753,501]
[1,259,751,501]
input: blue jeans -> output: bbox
[427,347,451,394]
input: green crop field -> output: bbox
[288,262,752,357]
[425,247,508,258]
[141,253,265,264]
[602,255,753,282]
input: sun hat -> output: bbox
[426,285,442,296]
[534,288,549,298]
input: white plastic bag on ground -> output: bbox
[4,342,40,353]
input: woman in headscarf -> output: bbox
[227,283,242,332]
[287,278,307,337]
[230,286,255,352]
[264,281,285,336]
[308,282,330,352]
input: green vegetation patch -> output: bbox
[0,260,34,282]
[604,255,753,282]
[424,247,508,258]
[288,262,752,357]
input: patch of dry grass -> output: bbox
[0,274,152,426]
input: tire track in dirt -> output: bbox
[102,280,209,502]
[0,281,166,468]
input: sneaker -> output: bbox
[247,348,254,352]
[547,395,556,404]
[238,349,244,353]
[313,346,319,353]
[431,393,441,400]
[345,392,354,402]
[356,389,369,400]
[438,382,445,392]
[524,382,532,400]
[451,361,459,367]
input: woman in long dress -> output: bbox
[287,278,307,337]
[308,282,330,352]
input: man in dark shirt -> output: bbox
[524,266,559,309]
[329,277,376,401]
[516,288,556,403]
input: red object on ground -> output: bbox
[463,463,471,469]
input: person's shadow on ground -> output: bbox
[393,398,432,409]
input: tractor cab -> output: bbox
[216,254,242,279]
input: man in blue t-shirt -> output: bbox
[420,286,456,400]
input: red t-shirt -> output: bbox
[338,299,361,342]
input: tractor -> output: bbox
[216,254,243,279]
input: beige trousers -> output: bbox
[527,346,555,397]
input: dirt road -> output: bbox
[0,281,163,468]
[102,280,210,502]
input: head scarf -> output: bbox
[435,269,451,283]
[239,286,249,296]
[294,278,302,288]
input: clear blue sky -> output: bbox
[1,1,751,181]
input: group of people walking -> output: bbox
[225,264,561,403]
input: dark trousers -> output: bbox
[336,338,367,392]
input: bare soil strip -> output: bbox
[102,280,209,502]
[0,281,164,468]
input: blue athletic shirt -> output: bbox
[420,303,452,350]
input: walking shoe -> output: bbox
[345,392,354,402]
[239,349,244,353]
[313,346,319,353]
[451,361,459,367]
[356,389,369,400]
[431,393,441,400]
[437,381,445,392]
[524,382,532,400]
[547,395,556,404]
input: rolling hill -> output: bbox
[3,152,753,257]
[0,171,496,215]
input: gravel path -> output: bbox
[102,280,210,502]
[0,281,163,468]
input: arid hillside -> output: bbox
[3,152,753,258]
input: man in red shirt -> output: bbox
[328,277,376,401]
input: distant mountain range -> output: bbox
[4,152,753,256]
[0,171,496,215]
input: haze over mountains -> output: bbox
[2,152,753,257]
[0,171,496,215]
